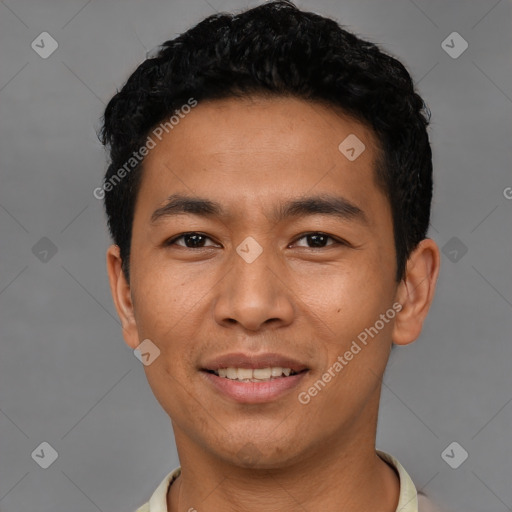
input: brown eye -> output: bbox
[292,232,345,248]
[165,232,218,249]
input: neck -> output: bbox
[167,393,400,512]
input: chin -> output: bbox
[214,433,306,470]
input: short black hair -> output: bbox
[99,0,433,283]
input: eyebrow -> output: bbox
[150,193,368,226]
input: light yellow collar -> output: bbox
[137,450,419,512]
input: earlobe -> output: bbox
[392,238,440,346]
[106,245,140,349]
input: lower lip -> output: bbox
[201,370,308,404]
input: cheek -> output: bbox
[293,257,395,369]
[294,258,387,321]
[299,270,394,418]
[129,258,215,377]
[130,255,203,335]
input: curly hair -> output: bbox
[99,0,433,283]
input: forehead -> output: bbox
[146,95,379,159]
[135,95,388,223]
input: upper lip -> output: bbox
[202,352,309,372]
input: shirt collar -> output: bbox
[138,450,418,512]
[377,450,418,512]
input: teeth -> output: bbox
[271,367,283,377]
[238,368,253,380]
[226,368,237,379]
[253,368,272,379]
[214,367,298,381]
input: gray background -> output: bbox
[1,0,511,511]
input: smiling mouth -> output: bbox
[203,367,307,382]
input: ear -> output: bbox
[106,245,140,350]
[392,238,440,346]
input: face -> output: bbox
[109,95,419,469]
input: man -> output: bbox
[99,1,442,510]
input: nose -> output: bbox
[212,243,295,332]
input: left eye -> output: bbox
[291,232,341,249]
[165,232,219,248]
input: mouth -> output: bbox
[202,367,307,382]
[200,353,310,403]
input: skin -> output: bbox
[106,95,440,512]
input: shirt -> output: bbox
[135,450,442,512]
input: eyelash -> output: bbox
[163,231,348,250]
